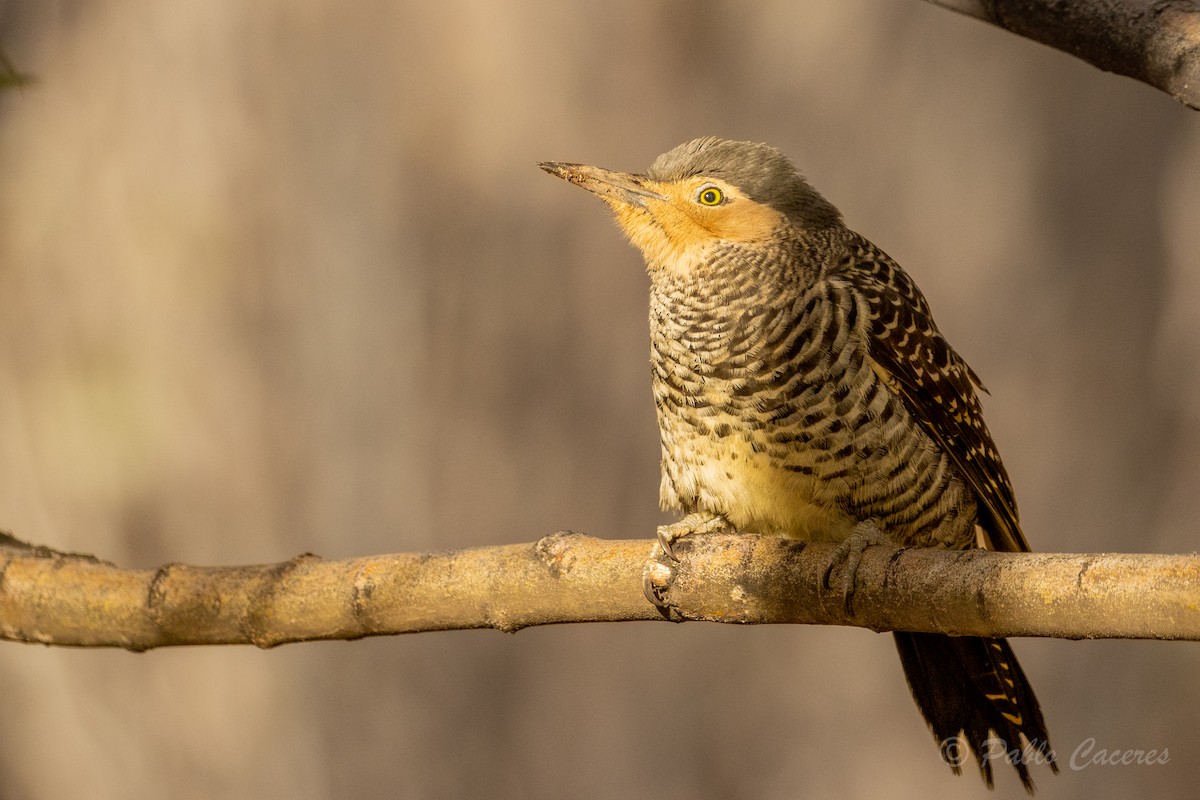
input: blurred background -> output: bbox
[0,1,1196,797]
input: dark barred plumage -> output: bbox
[649,231,979,549]
[542,137,1055,791]
[847,238,1029,553]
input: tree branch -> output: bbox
[926,0,1200,109]
[0,530,1197,649]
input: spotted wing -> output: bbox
[840,239,1029,553]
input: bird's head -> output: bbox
[541,137,842,279]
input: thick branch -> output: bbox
[926,0,1200,109]
[0,531,1197,649]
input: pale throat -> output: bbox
[608,194,786,278]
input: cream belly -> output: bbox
[660,426,859,543]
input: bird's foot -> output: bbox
[642,512,733,618]
[655,512,734,560]
[821,519,898,615]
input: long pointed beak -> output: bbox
[539,161,667,208]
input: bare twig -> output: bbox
[0,530,1197,650]
[926,0,1200,109]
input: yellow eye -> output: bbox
[696,185,724,206]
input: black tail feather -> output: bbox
[894,632,1056,792]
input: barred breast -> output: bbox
[648,242,977,550]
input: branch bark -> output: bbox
[925,0,1200,109]
[0,530,1198,649]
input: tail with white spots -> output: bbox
[894,632,1056,792]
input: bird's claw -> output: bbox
[641,559,676,614]
[655,512,733,561]
[656,525,681,562]
[642,512,733,620]
[822,520,896,615]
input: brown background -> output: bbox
[0,2,1197,798]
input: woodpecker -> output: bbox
[541,137,1055,791]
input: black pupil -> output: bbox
[703,190,718,203]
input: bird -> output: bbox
[540,137,1056,791]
